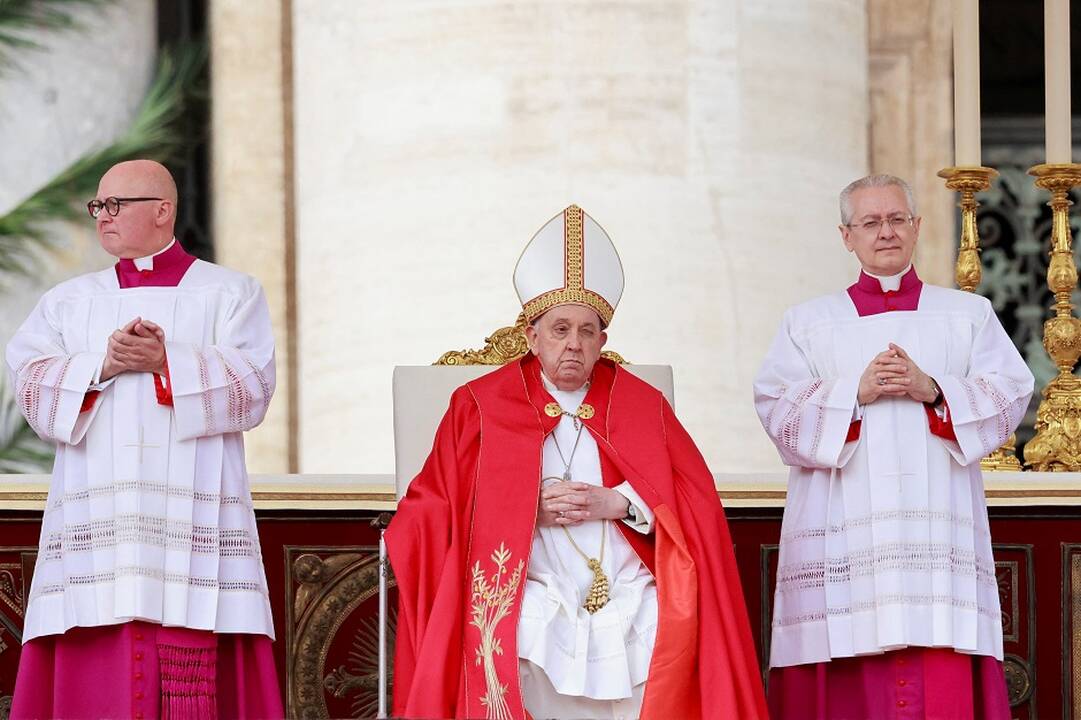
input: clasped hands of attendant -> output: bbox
[99,317,166,382]
[857,342,938,406]
[537,482,631,528]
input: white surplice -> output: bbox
[516,377,657,708]
[754,282,1033,668]
[7,259,276,641]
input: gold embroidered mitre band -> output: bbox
[514,205,625,326]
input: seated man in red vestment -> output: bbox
[388,204,767,719]
[7,160,283,719]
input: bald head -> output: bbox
[94,160,178,258]
[100,159,178,205]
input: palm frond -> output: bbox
[0,42,207,279]
[0,38,207,472]
[0,376,52,473]
[0,0,113,73]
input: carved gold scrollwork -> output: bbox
[937,166,1023,471]
[982,435,1023,472]
[322,614,395,718]
[436,314,532,366]
[435,312,627,366]
[1023,164,1081,471]
[287,549,394,719]
[1003,654,1033,707]
[937,166,998,292]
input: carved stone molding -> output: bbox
[1004,653,1034,708]
[286,546,396,719]
[1062,544,1081,719]
[993,544,1036,715]
[0,546,36,718]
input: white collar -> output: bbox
[865,264,911,292]
[541,371,589,399]
[132,238,176,271]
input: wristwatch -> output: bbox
[929,377,944,407]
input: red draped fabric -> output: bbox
[387,354,767,719]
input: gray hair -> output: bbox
[839,174,917,224]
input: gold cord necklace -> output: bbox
[547,418,610,614]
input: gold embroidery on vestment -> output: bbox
[470,543,524,720]
[521,206,615,325]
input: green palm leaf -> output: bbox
[0,40,206,472]
[0,0,113,74]
[0,41,207,279]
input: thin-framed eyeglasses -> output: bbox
[845,215,917,235]
[86,196,164,219]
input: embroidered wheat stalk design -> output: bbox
[470,542,524,720]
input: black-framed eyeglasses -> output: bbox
[86,196,164,219]
[844,215,917,235]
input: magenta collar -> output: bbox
[847,266,923,316]
[114,240,197,288]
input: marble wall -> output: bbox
[282,0,870,475]
[210,1,294,474]
[0,0,965,478]
[0,1,155,364]
[868,0,956,287]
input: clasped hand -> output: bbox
[100,317,166,381]
[857,342,937,405]
[536,481,631,528]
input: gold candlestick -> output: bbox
[938,166,1021,471]
[1023,163,1081,471]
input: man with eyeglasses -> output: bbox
[754,174,1033,719]
[7,159,283,718]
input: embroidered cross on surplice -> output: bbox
[123,426,160,465]
[881,467,918,494]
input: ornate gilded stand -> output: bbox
[938,166,1022,471]
[1023,163,1081,471]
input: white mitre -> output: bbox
[513,204,625,326]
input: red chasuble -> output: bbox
[387,353,768,719]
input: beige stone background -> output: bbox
[0,0,156,353]
[0,0,957,477]
[212,0,957,476]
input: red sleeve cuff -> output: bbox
[845,419,862,443]
[79,390,100,413]
[154,353,173,407]
[925,399,956,441]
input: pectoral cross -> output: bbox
[123,426,159,465]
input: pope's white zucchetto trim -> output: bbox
[514,205,625,327]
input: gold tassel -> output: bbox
[584,558,610,614]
